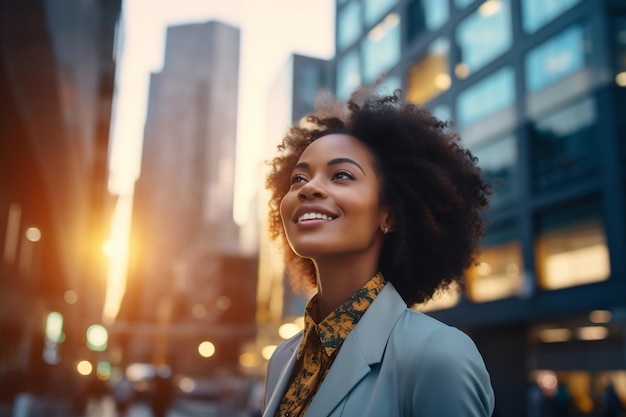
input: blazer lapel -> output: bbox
[262,340,299,417]
[305,283,407,417]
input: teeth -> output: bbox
[297,212,334,222]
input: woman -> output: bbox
[263,84,495,417]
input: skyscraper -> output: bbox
[120,21,253,371]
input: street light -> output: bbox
[86,324,108,351]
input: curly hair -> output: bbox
[265,84,490,306]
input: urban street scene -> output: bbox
[1,0,625,416]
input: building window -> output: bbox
[529,97,598,192]
[364,0,398,27]
[525,24,590,93]
[613,17,626,87]
[424,0,449,31]
[456,66,515,129]
[471,134,518,205]
[337,50,361,100]
[338,1,362,50]
[406,38,450,105]
[454,0,475,9]
[521,0,581,33]
[362,13,400,83]
[455,0,512,78]
[535,198,610,290]
[407,0,449,41]
[430,104,451,123]
[466,222,524,302]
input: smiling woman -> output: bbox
[262,82,494,417]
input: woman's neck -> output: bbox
[313,257,379,318]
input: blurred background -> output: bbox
[1,0,625,416]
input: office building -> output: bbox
[333,0,626,415]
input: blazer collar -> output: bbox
[305,282,407,416]
[262,282,407,417]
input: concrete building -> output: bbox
[0,0,122,408]
[332,0,626,415]
[119,21,256,374]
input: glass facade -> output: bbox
[471,134,518,205]
[535,199,610,290]
[529,97,598,192]
[614,17,626,86]
[364,0,397,26]
[521,0,582,33]
[337,50,361,100]
[466,222,524,302]
[455,0,512,78]
[406,38,450,104]
[362,13,401,83]
[454,0,475,9]
[423,0,449,31]
[407,0,449,40]
[456,67,515,129]
[338,1,362,50]
[430,104,451,123]
[525,23,590,93]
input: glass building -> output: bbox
[333,0,626,415]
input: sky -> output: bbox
[102,0,335,324]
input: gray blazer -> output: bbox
[262,283,495,417]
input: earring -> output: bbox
[384,227,389,235]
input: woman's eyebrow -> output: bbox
[293,158,366,175]
[328,158,365,175]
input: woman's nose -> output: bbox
[298,177,327,200]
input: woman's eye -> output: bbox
[290,174,307,184]
[332,170,355,181]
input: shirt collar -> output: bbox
[297,272,386,359]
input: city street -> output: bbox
[85,397,251,417]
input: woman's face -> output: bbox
[280,133,390,261]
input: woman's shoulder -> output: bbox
[390,308,483,361]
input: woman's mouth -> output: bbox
[297,212,337,223]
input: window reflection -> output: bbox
[455,0,512,77]
[529,97,598,191]
[466,223,524,302]
[457,67,515,128]
[535,199,610,290]
[454,0,474,10]
[423,0,449,31]
[338,2,362,50]
[362,13,400,83]
[336,50,361,101]
[525,24,590,93]
[613,17,626,87]
[471,134,518,205]
[406,38,450,105]
[364,0,398,26]
[430,104,451,123]
[521,0,581,33]
[406,0,449,40]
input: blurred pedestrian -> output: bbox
[602,383,625,417]
[262,81,494,416]
[150,374,174,417]
[112,375,134,417]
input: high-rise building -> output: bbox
[242,53,331,375]
[333,0,626,415]
[120,21,256,373]
[0,0,122,406]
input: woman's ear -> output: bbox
[380,205,395,233]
